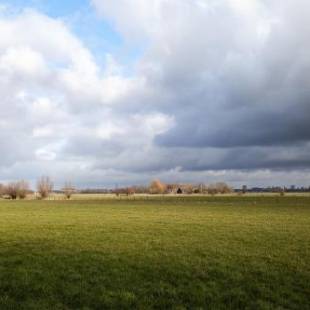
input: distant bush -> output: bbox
[207,184,218,195]
[216,182,233,194]
[279,188,285,196]
[131,186,148,194]
[207,182,233,195]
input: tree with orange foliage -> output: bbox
[149,179,166,194]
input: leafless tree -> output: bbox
[4,183,19,199]
[17,180,30,199]
[207,182,233,195]
[0,181,30,199]
[207,184,218,196]
[62,182,75,199]
[215,182,233,194]
[126,187,135,196]
[183,184,194,194]
[37,176,53,199]
[197,183,206,194]
[0,183,4,197]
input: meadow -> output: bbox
[0,196,309,309]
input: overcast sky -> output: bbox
[0,0,309,188]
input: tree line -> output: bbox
[147,180,233,195]
[114,180,233,196]
[0,177,233,200]
[0,177,75,200]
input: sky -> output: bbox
[0,0,310,189]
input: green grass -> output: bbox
[0,196,309,309]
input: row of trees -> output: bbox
[112,180,233,196]
[0,177,232,199]
[0,180,30,199]
[148,180,233,195]
[0,177,75,200]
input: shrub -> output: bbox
[207,182,233,195]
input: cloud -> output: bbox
[92,0,310,140]
[0,1,310,187]
[91,1,310,173]
[0,7,174,186]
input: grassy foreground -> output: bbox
[0,196,309,309]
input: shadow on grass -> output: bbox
[0,242,309,310]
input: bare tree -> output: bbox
[207,184,218,196]
[17,180,30,199]
[183,184,194,194]
[215,182,233,194]
[207,182,233,195]
[5,182,19,199]
[62,182,75,199]
[0,181,30,199]
[37,176,53,199]
[0,183,4,197]
[197,183,206,194]
[125,187,135,196]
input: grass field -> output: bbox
[0,196,309,309]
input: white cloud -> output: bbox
[96,122,125,140]
[0,46,46,77]
[35,149,57,161]
[0,8,175,186]
[0,1,310,188]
